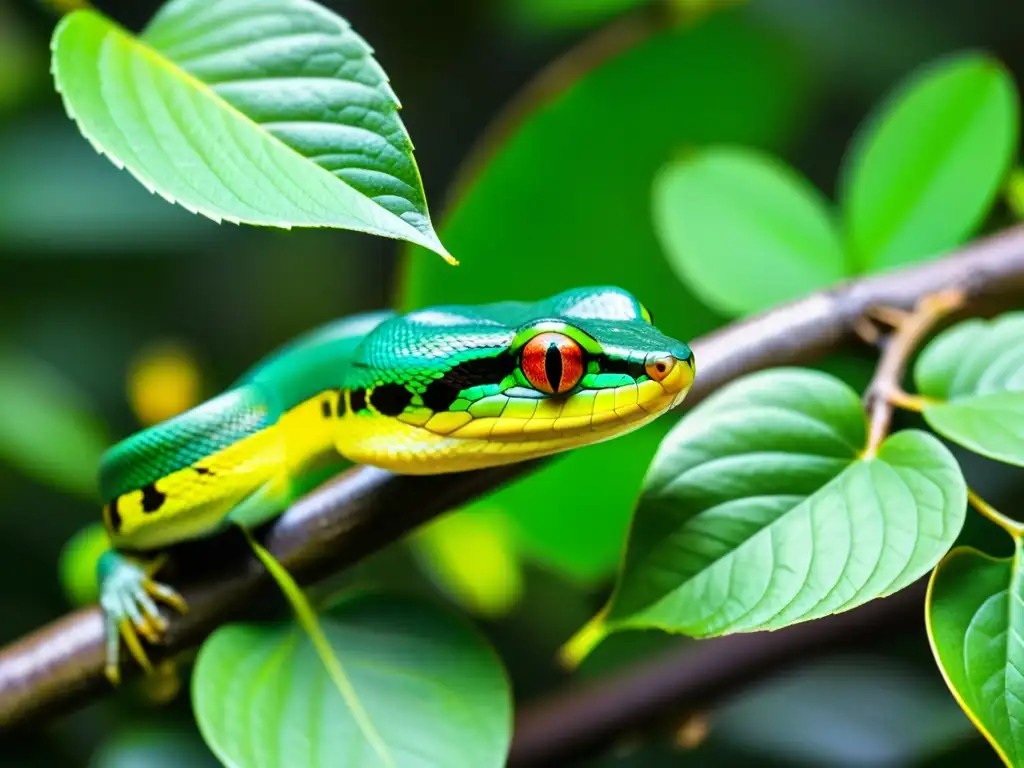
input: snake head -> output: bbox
[338,287,695,474]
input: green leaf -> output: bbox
[840,52,1019,271]
[59,522,109,606]
[400,10,812,579]
[652,146,847,316]
[565,369,966,661]
[926,544,1024,767]
[914,313,1024,466]
[51,0,451,261]
[411,510,524,618]
[193,592,512,768]
[0,349,108,497]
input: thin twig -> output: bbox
[967,487,1024,538]
[2,226,1024,740]
[861,288,967,458]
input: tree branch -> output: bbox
[509,582,927,767]
[862,287,966,456]
[3,225,1024,738]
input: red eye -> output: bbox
[521,333,584,394]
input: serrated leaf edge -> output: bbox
[50,9,454,262]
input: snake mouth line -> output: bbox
[398,354,693,443]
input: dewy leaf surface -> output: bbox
[840,52,1019,272]
[51,0,450,260]
[653,146,846,317]
[927,544,1024,768]
[914,312,1024,465]
[592,369,966,644]
[193,593,512,768]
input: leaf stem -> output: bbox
[240,528,395,768]
[559,609,610,670]
[967,487,1024,538]
[861,288,965,457]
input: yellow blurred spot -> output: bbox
[1006,167,1024,221]
[412,511,523,618]
[137,658,183,705]
[38,0,94,15]
[674,712,711,750]
[127,342,202,426]
[59,522,110,606]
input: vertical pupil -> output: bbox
[546,342,563,393]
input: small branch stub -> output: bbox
[862,288,967,457]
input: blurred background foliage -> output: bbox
[2,0,1023,765]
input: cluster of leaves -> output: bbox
[551,48,1024,768]
[39,0,1024,765]
[562,310,1024,766]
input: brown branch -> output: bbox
[862,287,967,456]
[509,581,927,767]
[3,226,1024,739]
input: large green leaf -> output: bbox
[652,146,846,317]
[927,544,1024,767]
[400,10,811,580]
[565,369,966,661]
[914,313,1024,466]
[51,0,450,260]
[840,52,1019,272]
[193,592,511,768]
[0,349,108,498]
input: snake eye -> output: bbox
[521,332,584,394]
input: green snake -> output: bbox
[95,286,695,681]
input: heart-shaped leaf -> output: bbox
[914,313,1024,466]
[564,369,966,662]
[193,592,512,768]
[652,146,847,317]
[51,0,451,260]
[840,52,1019,271]
[927,544,1024,768]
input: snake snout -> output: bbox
[644,350,695,395]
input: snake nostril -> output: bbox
[645,355,675,382]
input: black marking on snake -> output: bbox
[335,388,348,418]
[107,498,122,533]
[321,398,332,419]
[601,357,645,380]
[423,352,516,412]
[370,383,412,416]
[141,483,166,513]
[195,466,212,476]
[546,342,563,392]
[350,388,368,413]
